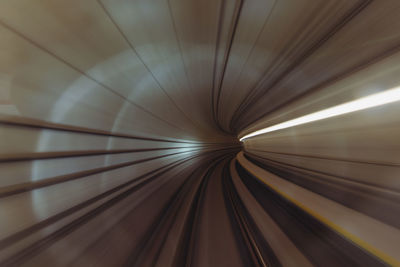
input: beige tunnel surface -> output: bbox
[1,0,400,266]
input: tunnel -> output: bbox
[1,0,400,266]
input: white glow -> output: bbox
[239,87,400,141]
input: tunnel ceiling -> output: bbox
[2,0,396,141]
[1,0,400,266]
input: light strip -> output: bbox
[239,87,400,141]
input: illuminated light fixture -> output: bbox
[239,87,400,142]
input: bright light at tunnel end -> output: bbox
[239,87,400,142]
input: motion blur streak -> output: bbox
[240,86,400,141]
[0,0,400,266]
